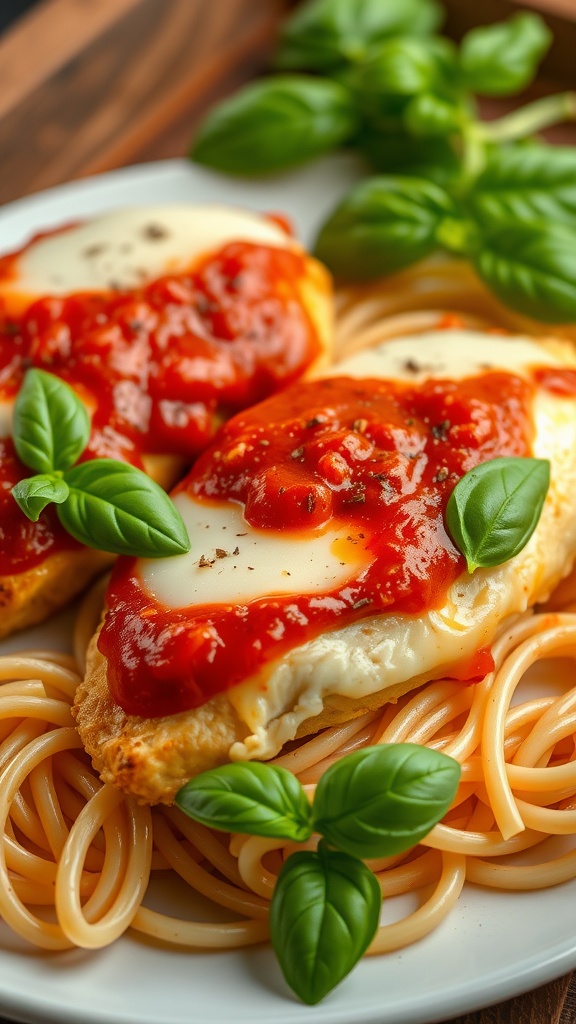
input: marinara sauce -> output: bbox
[0,237,320,573]
[100,370,534,718]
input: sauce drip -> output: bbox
[100,370,534,718]
[0,239,319,573]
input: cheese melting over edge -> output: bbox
[140,330,576,759]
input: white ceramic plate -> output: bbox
[0,158,575,1024]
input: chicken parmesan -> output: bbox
[0,204,332,636]
[74,328,576,804]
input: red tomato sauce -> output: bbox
[100,370,534,718]
[0,239,320,573]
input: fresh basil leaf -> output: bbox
[314,175,456,279]
[359,130,461,187]
[470,143,576,229]
[474,221,576,323]
[191,76,357,175]
[358,37,440,98]
[13,369,90,475]
[356,37,458,134]
[11,474,69,522]
[270,841,381,1005]
[313,744,460,859]
[274,0,442,73]
[445,457,550,573]
[58,459,190,557]
[404,92,462,137]
[175,762,313,843]
[459,12,552,97]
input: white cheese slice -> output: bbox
[0,205,293,308]
[142,498,371,606]
[324,330,562,382]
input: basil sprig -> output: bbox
[11,369,190,558]
[176,743,460,1004]
[446,456,550,573]
[190,0,576,322]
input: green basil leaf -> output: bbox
[13,369,90,474]
[313,744,460,859]
[58,459,190,557]
[270,842,381,1005]
[359,130,461,187]
[358,37,440,98]
[404,92,462,137]
[175,762,313,843]
[445,456,550,573]
[473,221,576,323]
[274,0,442,73]
[314,175,456,280]
[470,143,576,229]
[191,76,357,175]
[11,474,69,522]
[460,12,552,97]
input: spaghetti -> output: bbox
[1,604,576,954]
[1,267,576,964]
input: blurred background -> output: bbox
[0,0,574,205]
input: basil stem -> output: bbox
[446,456,550,573]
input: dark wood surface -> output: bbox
[1,2,576,1022]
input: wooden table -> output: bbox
[1,2,576,1022]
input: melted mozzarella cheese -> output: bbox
[0,205,293,310]
[328,330,563,382]
[142,499,371,605]
[136,329,576,760]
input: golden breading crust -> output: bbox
[0,454,185,640]
[73,624,433,806]
[0,549,112,641]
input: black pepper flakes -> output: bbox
[143,224,168,240]
[198,555,215,568]
[431,420,451,441]
[306,493,316,513]
[404,359,421,373]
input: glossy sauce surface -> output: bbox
[0,238,319,573]
[100,370,534,717]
